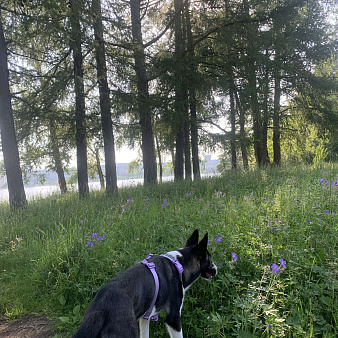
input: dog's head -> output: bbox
[185,229,218,281]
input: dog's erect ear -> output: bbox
[192,233,208,257]
[185,229,199,247]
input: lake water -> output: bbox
[0,176,176,202]
[0,178,145,202]
[0,173,219,203]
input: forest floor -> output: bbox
[0,316,54,338]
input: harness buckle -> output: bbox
[173,260,184,275]
[147,262,155,269]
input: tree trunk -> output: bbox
[95,148,105,190]
[155,132,162,183]
[49,119,67,194]
[174,0,185,181]
[262,52,270,166]
[0,14,27,210]
[235,90,249,170]
[185,0,200,180]
[247,56,263,166]
[174,130,184,181]
[171,148,176,173]
[273,74,282,165]
[184,111,191,180]
[190,97,200,180]
[69,0,89,196]
[244,0,263,166]
[229,88,237,169]
[92,0,118,194]
[130,0,157,185]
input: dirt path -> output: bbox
[0,316,54,338]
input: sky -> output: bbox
[114,144,222,164]
[115,145,139,163]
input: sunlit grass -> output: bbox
[0,163,337,336]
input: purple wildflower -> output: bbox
[92,233,98,238]
[324,210,330,214]
[215,235,222,243]
[279,259,286,268]
[319,178,325,183]
[271,264,279,273]
[162,199,170,207]
[232,252,238,262]
[87,241,94,247]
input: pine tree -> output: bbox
[0,11,27,209]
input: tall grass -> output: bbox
[0,164,337,337]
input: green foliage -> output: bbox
[0,165,337,336]
[313,144,329,168]
[128,158,143,175]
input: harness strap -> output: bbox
[140,254,159,321]
[160,253,184,283]
[140,253,184,322]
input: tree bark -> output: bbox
[130,0,157,185]
[95,148,105,190]
[234,90,249,170]
[185,0,200,180]
[92,0,118,194]
[49,119,67,194]
[247,56,263,166]
[273,73,282,165]
[262,51,270,166]
[183,110,191,180]
[154,132,162,183]
[174,0,185,181]
[244,0,263,166]
[174,129,184,181]
[69,0,89,196]
[0,14,27,210]
[190,97,200,179]
[229,88,237,169]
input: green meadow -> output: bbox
[0,164,337,337]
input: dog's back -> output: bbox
[72,264,154,338]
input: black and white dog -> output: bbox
[72,229,217,338]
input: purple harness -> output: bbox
[140,253,184,321]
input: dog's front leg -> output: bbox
[139,318,150,338]
[166,314,183,338]
[166,325,183,338]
